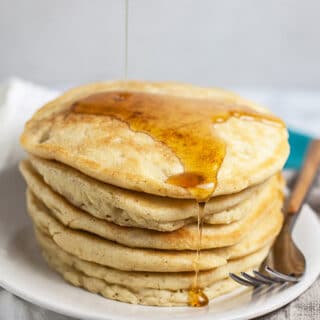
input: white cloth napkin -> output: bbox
[0,78,319,320]
[0,78,59,170]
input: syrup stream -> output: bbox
[124,0,129,80]
[188,202,209,307]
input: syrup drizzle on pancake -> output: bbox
[71,90,284,307]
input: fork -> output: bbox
[230,139,320,287]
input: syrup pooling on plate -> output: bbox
[71,90,284,307]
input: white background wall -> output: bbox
[1,0,320,89]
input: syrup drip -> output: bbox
[188,202,209,307]
[189,287,209,308]
[71,90,285,307]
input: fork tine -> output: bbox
[265,266,300,283]
[253,270,283,284]
[229,273,258,287]
[240,272,268,286]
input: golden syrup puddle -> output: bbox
[71,90,284,307]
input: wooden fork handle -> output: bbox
[286,139,320,215]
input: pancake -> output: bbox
[25,156,267,231]
[38,229,270,306]
[36,228,272,290]
[36,229,270,305]
[27,189,282,272]
[42,248,245,306]
[20,81,289,199]
[22,161,282,249]
[27,189,225,272]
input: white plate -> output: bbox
[0,163,319,320]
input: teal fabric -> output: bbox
[285,129,312,169]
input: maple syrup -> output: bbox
[187,202,209,307]
[124,0,129,80]
[189,286,209,308]
[71,90,284,307]
[72,92,283,199]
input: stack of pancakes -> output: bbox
[19,81,289,307]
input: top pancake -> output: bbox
[20,81,289,199]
